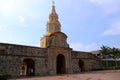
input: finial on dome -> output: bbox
[52,0,55,6]
[51,0,56,14]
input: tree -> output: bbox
[109,47,120,67]
[100,45,110,67]
[100,45,120,68]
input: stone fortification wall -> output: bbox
[0,43,48,76]
[71,51,101,73]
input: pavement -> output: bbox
[10,70,120,80]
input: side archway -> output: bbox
[79,60,85,72]
[56,54,66,74]
[20,58,35,76]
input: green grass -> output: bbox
[0,74,11,80]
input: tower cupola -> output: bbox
[40,1,69,48]
[46,2,61,35]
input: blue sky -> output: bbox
[0,0,120,51]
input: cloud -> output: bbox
[34,44,40,47]
[17,16,25,23]
[0,24,13,37]
[0,0,16,17]
[101,21,120,36]
[89,0,120,16]
[0,24,5,31]
[0,24,9,32]
[89,0,120,36]
[70,43,98,51]
[0,23,15,43]
[89,0,114,4]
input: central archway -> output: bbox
[56,54,66,74]
[20,58,35,76]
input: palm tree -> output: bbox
[109,47,120,67]
[100,45,110,67]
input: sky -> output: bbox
[0,0,120,52]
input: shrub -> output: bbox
[0,74,11,80]
[92,66,120,71]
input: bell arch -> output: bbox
[56,54,66,74]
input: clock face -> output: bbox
[56,27,59,30]
[52,18,55,21]
[50,26,54,31]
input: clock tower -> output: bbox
[46,3,61,36]
[40,2,69,48]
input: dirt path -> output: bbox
[10,70,120,80]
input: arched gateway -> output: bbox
[56,54,66,74]
[79,60,85,72]
[20,58,35,76]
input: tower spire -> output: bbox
[51,0,56,14]
[52,0,55,6]
[46,0,61,35]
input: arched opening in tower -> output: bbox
[79,60,85,72]
[20,58,35,76]
[56,54,66,74]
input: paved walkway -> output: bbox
[10,70,120,80]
